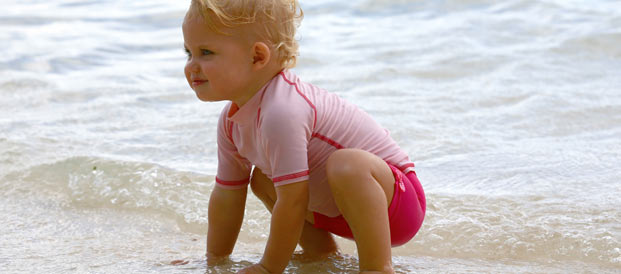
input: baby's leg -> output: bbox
[249,168,338,259]
[325,149,396,273]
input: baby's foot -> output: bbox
[292,249,339,262]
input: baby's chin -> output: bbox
[194,91,221,103]
[195,92,211,102]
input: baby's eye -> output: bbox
[201,49,213,56]
[184,48,191,58]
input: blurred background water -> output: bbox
[1,0,620,273]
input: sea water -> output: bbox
[1,0,620,273]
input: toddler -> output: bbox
[182,0,426,273]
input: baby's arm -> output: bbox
[260,181,309,273]
[207,185,248,265]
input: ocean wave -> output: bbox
[553,32,621,59]
[1,156,214,233]
[411,193,621,267]
[2,156,619,267]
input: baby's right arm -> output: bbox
[206,184,248,265]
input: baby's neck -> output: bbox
[235,64,284,107]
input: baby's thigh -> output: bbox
[249,168,275,200]
[250,167,315,223]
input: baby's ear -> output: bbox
[251,42,271,68]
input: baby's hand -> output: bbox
[237,263,271,274]
[206,253,229,266]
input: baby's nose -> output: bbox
[186,59,200,73]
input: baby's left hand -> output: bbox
[237,263,271,274]
[237,264,271,274]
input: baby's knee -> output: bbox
[249,168,264,195]
[327,149,370,177]
[249,168,274,199]
[326,149,367,186]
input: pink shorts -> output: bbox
[313,164,426,247]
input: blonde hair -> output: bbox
[188,0,303,69]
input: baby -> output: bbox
[182,0,426,273]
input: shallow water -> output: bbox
[1,0,620,273]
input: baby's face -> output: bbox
[183,13,255,104]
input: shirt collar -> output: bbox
[227,72,279,125]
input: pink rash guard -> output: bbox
[215,69,415,217]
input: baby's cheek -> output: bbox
[183,67,191,83]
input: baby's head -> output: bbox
[183,0,303,104]
[186,0,303,69]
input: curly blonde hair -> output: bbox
[188,0,303,69]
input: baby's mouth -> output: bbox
[192,79,207,87]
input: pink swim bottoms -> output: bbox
[312,164,426,247]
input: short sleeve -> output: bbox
[216,105,252,189]
[258,100,314,186]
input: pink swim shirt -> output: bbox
[216,70,415,217]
